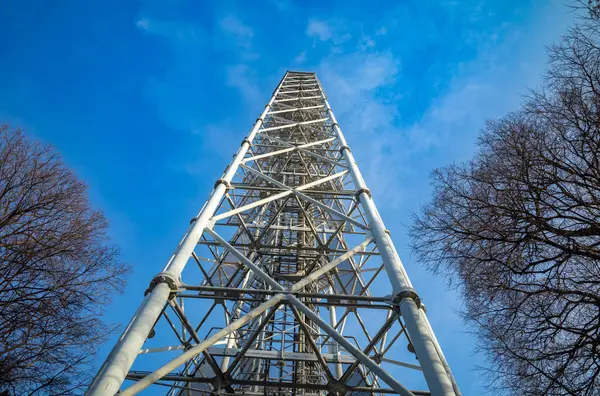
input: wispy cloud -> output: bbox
[358,36,376,50]
[136,18,150,31]
[219,15,254,49]
[292,50,307,65]
[267,0,293,12]
[375,26,387,35]
[225,64,262,104]
[306,19,331,41]
[216,15,259,62]
[135,17,202,43]
[316,49,403,205]
[306,18,351,44]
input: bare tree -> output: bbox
[588,0,600,19]
[0,125,128,395]
[410,13,600,396]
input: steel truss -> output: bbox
[88,71,460,396]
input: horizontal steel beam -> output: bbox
[206,346,357,363]
[178,285,390,302]
[119,295,286,395]
[214,222,367,234]
[175,295,392,309]
[268,105,324,114]
[125,372,431,395]
[273,95,322,103]
[278,88,320,94]
[258,117,327,131]
[197,240,379,255]
[229,184,357,196]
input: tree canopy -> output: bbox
[0,126,128,395]
[411,10,600,396]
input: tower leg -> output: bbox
[86,74,288,396]
[317,77,457,396]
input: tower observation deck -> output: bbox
[87,71,460,396]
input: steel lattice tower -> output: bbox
[88,71,460,396]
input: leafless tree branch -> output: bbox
[0,125,129,395]
[411,7,600,395]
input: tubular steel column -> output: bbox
[316,76,457,395]
[87,75,288,396]
[88,71,460,396]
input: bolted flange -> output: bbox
[355,188,371,199]
[393,286,421,309]
[145,272,180,297]
[214,178,231,190]
[339,144,351,154]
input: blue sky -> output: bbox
[0,0,577,394]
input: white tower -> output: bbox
[88,71,460,396]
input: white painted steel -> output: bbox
[328,300,344,379]
[205,228,283,291]
[273,95,322,102]
[290,237,374,292]
[315,75,457,396]
[269,105,324,114]
[258,117,328,132]
[420,306,462,395]
[288,295,415,396]
[120,294,285,395]
[86,73,290,396]
[89,71,460,396]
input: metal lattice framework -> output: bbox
[88,71,460,396]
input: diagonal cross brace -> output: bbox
[211,167,347,222]
[119,294,286,395]
[240,164,367,230]
[204,228,284,292]
[291,237,374,292]
[287,294,415,396]
[242,136,336,164]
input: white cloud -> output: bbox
[267,0,293,11]
[306,19,351,44]
[358,36,376,50]
[225,64,262,104]
[216,15,258,61]
[293,50,307,64]
[219,15,254,48]
[319,52,398,103]
[313,3,575,211]
[316,50,403,203]
[135,17,202,43]
[136,18,150,31]
[398,7,574,164]
[375,26,387,35]
[306,19,331,41]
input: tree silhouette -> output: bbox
[0,125,128,395]
[411,10,600,396]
